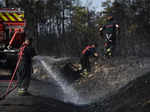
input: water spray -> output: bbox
[38,56,86,105]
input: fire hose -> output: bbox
[0,49,23,100]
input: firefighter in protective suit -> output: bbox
[99,14,120,58]
[16,38,36,95]
[80,44,98,75]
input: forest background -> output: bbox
[3,0,150,57]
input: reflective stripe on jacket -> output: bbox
[82,45,93,55]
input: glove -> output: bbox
[94,53,98,57]
[7,45,11,49]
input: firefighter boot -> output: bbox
[17,88,26,96]
[82,69,88,77]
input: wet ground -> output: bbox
[0,79,79,112]
[1,56,150,112]
[0,56,83,112]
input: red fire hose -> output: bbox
[9,31,18,47]
[0,48,23,100]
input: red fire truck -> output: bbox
[0,8,25,67]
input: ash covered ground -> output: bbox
[32,56,150,112]
[1,56,150,112]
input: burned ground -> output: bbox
[1,56,150,112]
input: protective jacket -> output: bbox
[19,42,35,63]
[100,19,119,44]
[99,17,120,58]
[82,45,96,57]
[16,42,36,90]
[80,45,97,72]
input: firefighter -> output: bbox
[80,44,98,74]
[99,13,120,58]
[16,38,36,95]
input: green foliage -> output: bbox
[7,0,150,57]
[101,0,113,15]
[72,7,89,32]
